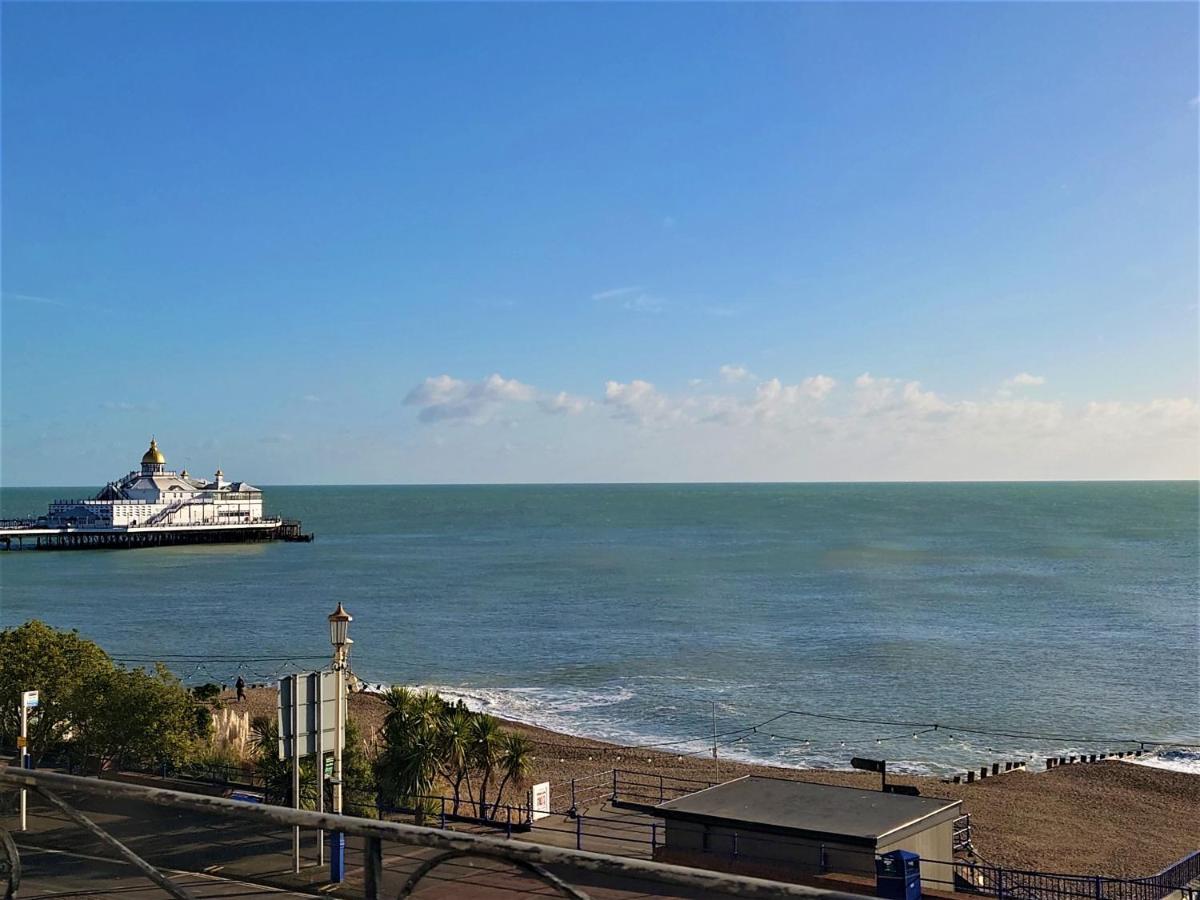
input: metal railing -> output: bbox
[954,855,1200,900]
[0,766,872,900]
[88,761,1198,900]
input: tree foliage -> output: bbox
[0,620,206,771]
[375,688,533,822]
[0,620,113,762]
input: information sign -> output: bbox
[530,782,551,821]
[21,691,38,709]
[277,671,342,759]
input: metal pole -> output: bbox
[334,664,344,815]
[330,652,345,882]
[712,701,719,782]
[292,673,300,874]
[316,671,324,867]
[36,785,197,900]
[19,702,28,831]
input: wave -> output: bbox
[356,681,1196,779]
[1125,747,1200,775]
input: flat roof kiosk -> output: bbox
[651,776,961,888]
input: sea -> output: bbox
[2,482,1197,776]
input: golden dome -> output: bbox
[141,438,165,466]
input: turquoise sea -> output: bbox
[1,482,1197,775]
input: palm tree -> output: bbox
[491,733,533,815]
[436,706,474,815]
[468,714,504,820]
[375,689,441,823]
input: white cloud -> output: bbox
[404,373,535,423]
[539,391,590,416]
[1004,372,1046,388]
[719,364,753,383]
[604,379,676,424]
[592,286,665,313]
[592,286,644,301]
[399,368,1198,480]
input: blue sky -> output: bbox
[2,2,1197,485]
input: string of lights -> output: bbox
[37,648,1193,754]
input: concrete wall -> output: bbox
[663,819,876,877]
[878,818,956,890]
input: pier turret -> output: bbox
[141,438,166,475]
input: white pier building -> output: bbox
[0,440,310,550]
[47,439,264,528]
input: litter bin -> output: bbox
[876,850,921,900]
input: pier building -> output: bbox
[0,439,311,550]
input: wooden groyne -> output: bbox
[0,519,313,551]
[941,750,1146,783]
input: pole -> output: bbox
[19,702,28,831]
[712,701,719,782]
[329,654,345,882]
[291,673,300,874]
[316,672,324,867]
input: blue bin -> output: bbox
[876,850,921,900]
[329,831,345,883]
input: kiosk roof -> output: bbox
[654,776,960,841]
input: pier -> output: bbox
[0,518,313,551]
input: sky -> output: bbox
[2,2,1197,486]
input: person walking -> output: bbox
[235,675,246,702]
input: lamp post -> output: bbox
[327,602,352,883]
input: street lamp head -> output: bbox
[328,602,352,649]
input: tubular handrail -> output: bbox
[0,766,872,900]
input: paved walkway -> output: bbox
[5,787,750,899]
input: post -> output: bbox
[712,701,719,781]
[291,673,300,874]
[19,700,28,831]
[576,813,583,850]
[364,836,383,900]
[329,661,345,883]
[316,672,324,867]
[440,795,446,829]
[651,822,657,853]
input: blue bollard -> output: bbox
[329,831,345,883]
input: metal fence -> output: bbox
[0,766,872,900]
[955,854,1200,900]
[36,760,1196,900]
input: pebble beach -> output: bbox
[226,686,1200,878]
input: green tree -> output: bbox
[491,732,533,814]
[71,663,207,773]
[249,714,317,808]
[0,621,115,763]
[340,717,378,818]
[375,687,441,823]
[468,713,504,820]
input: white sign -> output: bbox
[21,690,39,709]
[530,781,551,821]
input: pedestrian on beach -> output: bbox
[235,675,246,702]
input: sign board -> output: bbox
[530,782,551,821]
[324,752,335,780]
[21,691,39,709]
[15,736,26,749]
[277,671,343,759]
[850,757,885,774]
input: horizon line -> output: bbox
[3,477,1198,490]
